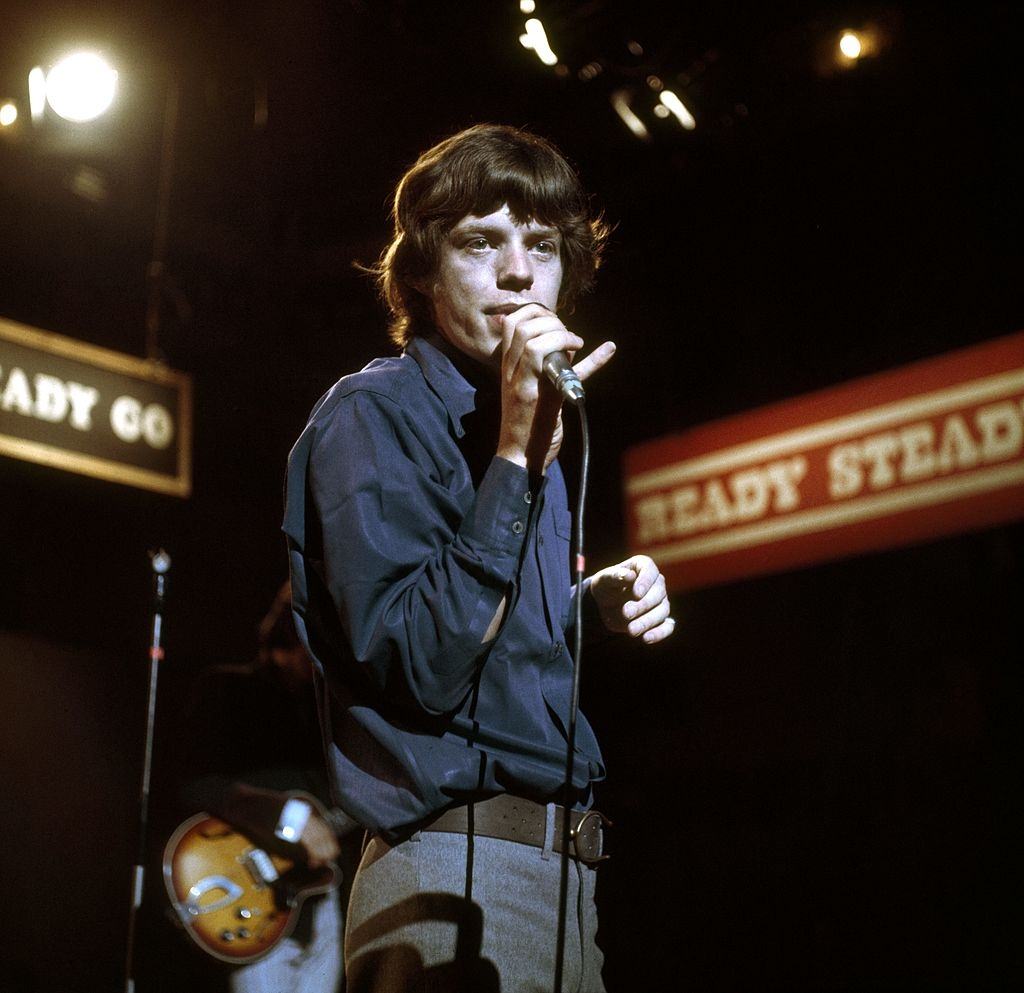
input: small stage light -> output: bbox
[0,102,18,127]
[611,90,650,140]
[816,22,886,76]
[45,52,118,122]
[519,18,558,67]
[520,0,536,13]
[659,90,696,130]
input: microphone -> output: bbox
[149,548,172,574]
[543,352,585,404]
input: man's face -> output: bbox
[424,203,564,368]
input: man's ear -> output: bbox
[410,280,438,328]
[409,274,432,297]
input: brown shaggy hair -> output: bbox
[372,124,610,348]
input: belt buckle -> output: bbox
[570,809,612,865]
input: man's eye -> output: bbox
[466,238,490,251]
[533,241,557,256]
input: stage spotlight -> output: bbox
[659,89,696,130]
[839,31,863,60]
[520,0,536,12]
[833,25,886,69]
[519,18,558,67]
[45,52,118,122]
[0,102,18,127]
[816,23,886,75]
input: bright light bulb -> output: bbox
[839,32,862,59]
[45,52,118,123]
[520,0,536,12]
[0,103,17,127]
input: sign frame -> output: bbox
[0,316,193,497]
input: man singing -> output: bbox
[285,124,674,992]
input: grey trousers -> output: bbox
[229,888,343,993]
[344,828,606,993]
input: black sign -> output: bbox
[0,317,192,497]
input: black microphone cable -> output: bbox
[553,394,590,993]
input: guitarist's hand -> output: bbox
[220,785,340,868]
[298,812,340,868]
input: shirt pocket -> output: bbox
[543,507,573,627]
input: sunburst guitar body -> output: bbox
[163,798,340,964]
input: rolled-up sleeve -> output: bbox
[309,391,531,715]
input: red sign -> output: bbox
[623,331,1024,590]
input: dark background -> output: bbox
[1,2,1021,990]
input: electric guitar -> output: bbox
[163,794,341,964]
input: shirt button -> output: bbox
[512,520,524,534]
[524,492,532,504]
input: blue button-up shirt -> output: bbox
[284,336,605,839]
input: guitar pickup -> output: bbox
[241,848,279,887]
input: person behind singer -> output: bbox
[284,123,675,992]
[178,583,359,993]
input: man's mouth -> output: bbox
[485,301,541,317]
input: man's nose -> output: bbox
[497,243,533,290]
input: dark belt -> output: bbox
[419,794,610,865]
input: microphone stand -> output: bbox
[553,398,590,993]
[124,548,171,993]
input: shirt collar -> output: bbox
[405,334,478,438]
